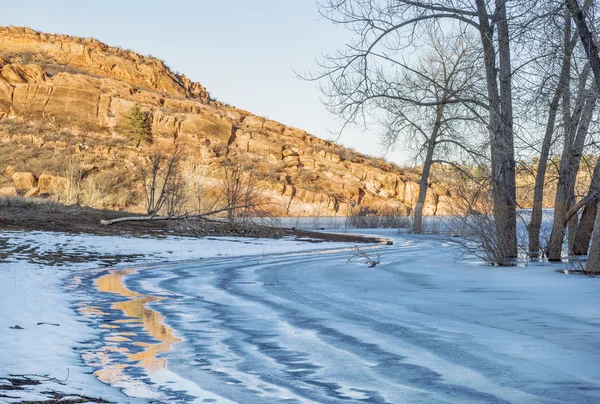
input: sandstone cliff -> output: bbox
[0,26,456,217]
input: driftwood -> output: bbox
[347,245,381,267]
[100,205,254,226]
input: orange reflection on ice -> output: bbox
[95,268,180,373]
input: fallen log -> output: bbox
[100,205,253,226]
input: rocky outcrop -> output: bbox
[0,27,209,102]
[37,173,67,194]
[0,26,459,216]
[12,172,36,190]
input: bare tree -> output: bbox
[546,62,597,260]
[587,208,600,274]
[310,0,519,263]
[220,158,263,223]
[527,7,580,258]
[141,146,184,216]
[564,0,600,273]
[566,0,600,89]
[572,160,600,254]
[377,30,486,233]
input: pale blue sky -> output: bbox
[1,1,409,163]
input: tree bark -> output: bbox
[476,0,517,262]
[547,82,595,260]
[586,206,600,274]
[565,0,600,272]
[413,103,445,234]
[573,204,598,255]
[572,162,600,254]
[529,13,576,258]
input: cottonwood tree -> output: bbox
[376,30,487,233]
[311,0,521,263]
[543,0,600,261]
[526,7,580,258]
[572,159,600,255]
[565,0,600,273]
[546,63,597,261]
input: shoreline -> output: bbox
[0,229,359,403]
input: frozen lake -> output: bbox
[71,229,600,403]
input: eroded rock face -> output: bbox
[12,172,36,190]
[0,26,459,216]
[37,173,67,194]
[0,27,209,102]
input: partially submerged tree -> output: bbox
[572,160,600,255]
[564,0,600,273]
[311,0,519,264]
[377,31,486,233]
[527,7,580,258]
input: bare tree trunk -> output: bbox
[529,12,575,258]
[565,0,600,272]
[586,206,600,274]
[413,105,444,234]
[547,81,595,260]
[567,211,580,252]
[412,142,435,234]
[528,90,562,258]
[573,204,598,254]
[476,0,518,262]
[572,162,600,254]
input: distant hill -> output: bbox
[0,26,456,216]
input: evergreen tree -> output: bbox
[126,105,152,147]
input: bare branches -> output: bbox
[140,145,184,216]
[347,245,381,267]
[220,158,265,223]
[566,0,600,90]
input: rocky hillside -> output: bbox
[0,26,456,216]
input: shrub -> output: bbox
[125,105,153,147]
[346,206,411,229]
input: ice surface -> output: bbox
[0,231,351,402]
[1,229,599,403]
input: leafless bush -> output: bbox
[346,206,411,229]
[336,146,357,162]
[59,156,82,205]
[182,162,218,215]
[347,245,381,267]
[346,213,381,228]
[447,212,516,266]
[88,170,137,208]
[80,176,103,208]
[442,168,518,266]
[220,159,267,223]
[141,146,185,216]
[446,191,517,266]
[423,218,442,235]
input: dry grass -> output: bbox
[3,50,102,78]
